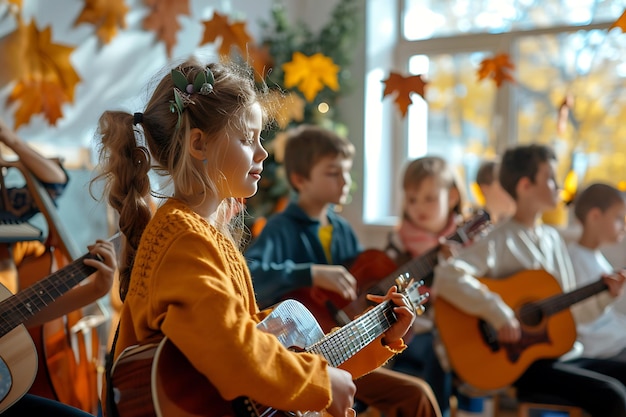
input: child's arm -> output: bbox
[23,239,116,328]
[433,239,516,332]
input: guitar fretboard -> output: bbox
[0,253,98,337]
[307,299,396,367]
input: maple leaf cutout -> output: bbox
[247,44,273,81]
[282,52,340,102]
[477,53,515,87]
[74,0,128,44]
[143,0,190,57]
[382,72,428,117]
[271,92,305,130]
[201,12,252,57]
[5,21,80,128]
[610,10,626,32]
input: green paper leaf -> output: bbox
[193,71,206,92]
[174,89,184,110]
[171,69,189,91]
[206,68,215,86]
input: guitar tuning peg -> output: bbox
[395,273,411,290]
[415,305,426,316]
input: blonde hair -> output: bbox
[402,156,465,216]
[91,58,265,300]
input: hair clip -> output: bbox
[169,67,215,129]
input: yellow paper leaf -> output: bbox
[282,52,339,102]
[5,21,80,128]
[201,12,252,57]
[74,0,128,44]
[273,93,305,130]
[142,0,190,57]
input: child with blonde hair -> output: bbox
[95,59,417,417]
[386,156,467,417]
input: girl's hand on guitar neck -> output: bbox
[327,367,356,417]
[312,264,358,301]
[366,286,416,345]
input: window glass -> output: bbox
[403,0,625,40]
[515,28,626,184]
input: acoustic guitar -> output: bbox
[434,269,609,391]
[0,235,119,413]
[285,211,491,332]
[110,275,428,417]
[3,159,112,414]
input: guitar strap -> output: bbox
[104,320,121,417]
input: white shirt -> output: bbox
[567,241,626,358]
[433,218,606,330]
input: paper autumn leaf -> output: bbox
[382,72,427,117]
[74,0,128,44]
[4,21,80,129]
[477,53,515,87]
[143,0,190,57]
[272,92,305,130]
[610,10,626,32]
[201,11,252,57]
[247,44,273,81]
[557,94,574,135]
[282,52,339,102]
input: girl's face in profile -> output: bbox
[403,176,454,234]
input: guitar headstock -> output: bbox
[457,210,492,243]
[395,273,429,316]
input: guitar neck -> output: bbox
[534,279,608,317]
[0,253,97,337]
[307,299,396,367]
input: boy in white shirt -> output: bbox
[567,183,626,360]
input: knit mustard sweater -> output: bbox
[114,199,405,413]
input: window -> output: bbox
[363,0,626,225]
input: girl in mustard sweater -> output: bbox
[94,59,416,417]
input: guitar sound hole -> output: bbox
[518,303,544,326]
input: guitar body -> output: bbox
[0,284,37,413]
[286,249,398,332]
[112,300,326,417]
[434,270,576,391]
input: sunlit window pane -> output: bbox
[403,0,625,40]
[408,52,498,199]
[515,28,626,184]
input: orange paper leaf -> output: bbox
[382,72,428,117]
[477,53,515,87]
[74,0,128,44]
[610,10,626,32]
[247,44,273,81]
[142,0,190,57]
[5,21,80,128]
[201,11,252,57]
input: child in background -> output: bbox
[474,159,515,224]
[246,125,441,417]
[566,183,626,368]
[385,156,465,417]
[434,144,626,417]
[96,60,416,417]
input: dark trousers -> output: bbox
[3,394,94,416]
[355,367,442,417]
[515,350,626,417]
[390,332,452,417]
